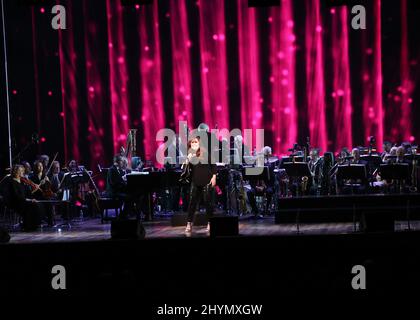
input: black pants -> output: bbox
[187,183,214,223]
[13,202,44,231]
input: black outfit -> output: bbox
[106,165,128,197]
[48,171,65,193]
[106,165,135,218]
[28,173,54,225]
[187,154,217,223]
[8,179,43,231]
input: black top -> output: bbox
[190,153,217,187]
[48,172,65,193]
[29,173,46,199]
[9,179,29,212]
[106,165,130,196]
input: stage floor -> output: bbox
[5,214,418,244]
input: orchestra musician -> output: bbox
[48,161,65,194]
[67,160,79,173]
[247,179,273,217]
[8,165,45,231]
[319,152,334,195]
[348,148,368,165]
[382,146,397,166]
[106,155,135,219]
[246,146,275,217]
[29,160,55,225]
[184,137,217,233]
[29,161,51,199]
[381,141,393,160]
[21,161,32,179]
[38,154,50,171]
[308,148,322,195]
[395,146,410,164]
[233,135,251,164]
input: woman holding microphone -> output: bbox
[184,137,217,233]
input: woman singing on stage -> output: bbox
[185,137,217,233]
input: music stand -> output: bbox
[404,154,420,162]
[379,163,410,181]
[281,162,311,233]
[336,164,367,195]
[242,166,270,183]
[361,155,382,166]
[282,162,311,178]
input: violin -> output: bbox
[21,177,55,199]
[21,177,41,192]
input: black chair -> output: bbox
[99,197,123,223]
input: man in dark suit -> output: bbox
[106,155,134,218]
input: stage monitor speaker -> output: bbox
[209,216,239,237]
[0,227,11,243]
[111,219,145,240]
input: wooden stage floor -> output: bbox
[5,214,418,244]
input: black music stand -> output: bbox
[361,155,382,186]
[283,162,311,195]
[379,163,410,194]
[242,166,270,182]
[336,164,367,195]
[282,162,312,233]
[282,162,311,178]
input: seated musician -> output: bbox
[379,146,411,192]
[339,147,351,164]
[106,155,137,219]
[308,148,322,195]
[384,146,410,165]
[29,161,51,199]
[381,141,393,160]
[319,152,334,195]
[21,161,32,179]
[247,146,274,217]
[395,146,410,164]
[29,160,54,226]
[233,135,251,160]
[8,165,45,231]
[247,179,273,217]
[340,148,368,194]
[348,148,368,165]
[48,161,65,194]
[384,146,398,163]
[38,154,50,171]
[67,159,79,173]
